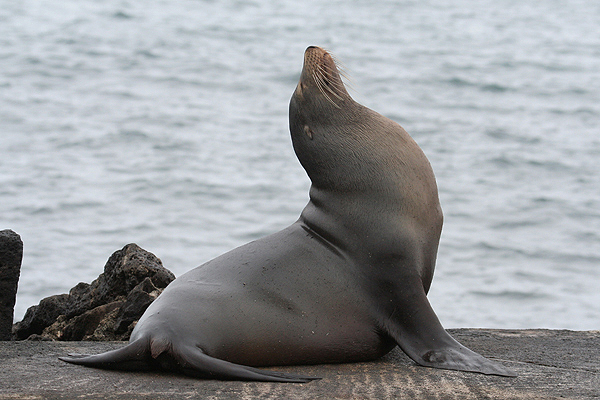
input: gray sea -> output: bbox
[2,0,599,330]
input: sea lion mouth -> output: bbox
[302,46,348,108]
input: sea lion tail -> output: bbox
[59,337,320,383]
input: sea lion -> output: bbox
[60,46,516,382]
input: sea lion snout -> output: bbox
[297,46,349,111]
[303,46,332,72]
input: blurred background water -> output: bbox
[1,0,599,330]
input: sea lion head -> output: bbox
[289,46,401,194]
[289,46,441,214]
[289,46,364,189]
[293,46,351,114]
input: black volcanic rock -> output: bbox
[0,230,23,340]
[13,243,175,341]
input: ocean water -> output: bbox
[1,0,599,330]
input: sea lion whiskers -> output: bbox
[328,53,354,91]
[312,69,341,109]
[320,50,352,89]
[315,62,346,99]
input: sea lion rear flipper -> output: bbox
[60,339,319,383]
[174,344,320,383]
[59,338,152,371]
[383,285,517,377]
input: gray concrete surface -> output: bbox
[0,329,598,399]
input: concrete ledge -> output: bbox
[1,329,598,399]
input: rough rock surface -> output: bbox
[12,243,175,341]
[0,230,23,341]
[0,329,598,399]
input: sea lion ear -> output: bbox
[304,125,314,140]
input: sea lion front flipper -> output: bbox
[381,282,517,377]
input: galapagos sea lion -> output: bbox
[60,46,515,382]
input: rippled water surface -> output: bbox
[2,0,599,329]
